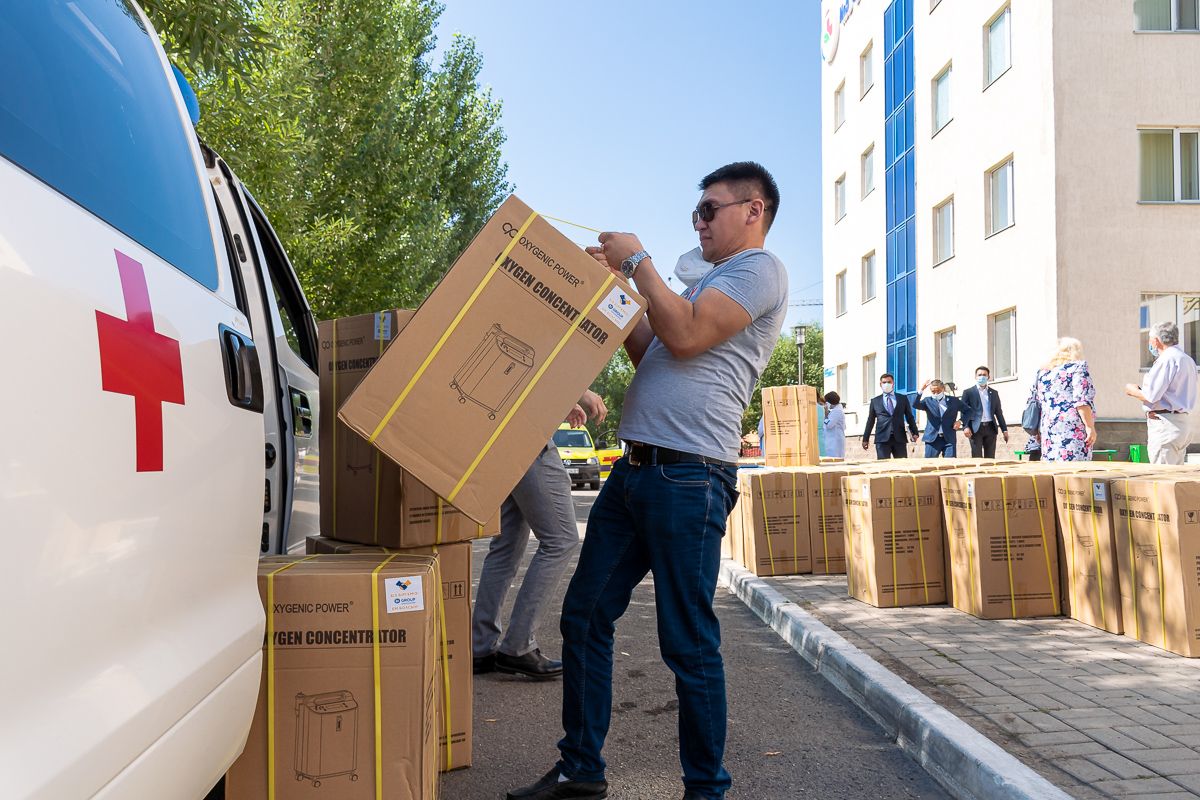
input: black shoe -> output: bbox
[507,766,608,799]
[473,652,496,675]
[495,648,564,679]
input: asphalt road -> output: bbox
[443,489,950,800]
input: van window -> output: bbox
[553,429,594,448]
[0,1,218,289]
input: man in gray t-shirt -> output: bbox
[509,162,787,800]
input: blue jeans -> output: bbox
[924,437,956,458]
[556,457,738,799]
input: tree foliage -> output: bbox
[742,325,825,435]
[588,350,635,447]
[143,0,510,320]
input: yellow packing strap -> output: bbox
[758,473,777,576]
[845,477,856,597]
[1031,475,1059,615]
[1124,479,1141,639]
[370,554,401,799]
[818,472,830,573]
[432,552,453,771]
[770,387,784,461]
[1152,481,1167,645]
[1065,486,1079,616]
[332,320,339,538]
[790,471,799,573]
[999,477,1018,618]
[965,481,979,614]
[476,522,486,539]
[1087,482,1107,624]
[436,497,445,545]
[889,476,898,607]
[449,272,617,502]
[368,211,539,443]
[912,474,930,604]
[266,556,318,800]
[373,319,385,544]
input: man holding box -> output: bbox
[509,162,787,800]
[1125,320,1198,464]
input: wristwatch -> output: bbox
[621,250,650,279]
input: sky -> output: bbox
[433,1,824,329]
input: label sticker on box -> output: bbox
[598,287,639,330]
[1093,481,1107,502]
[385,575,424,613]
[373,312,393,341]
[967,482,974,498]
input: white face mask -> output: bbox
[881,383,894,394]
[673,247,715,288]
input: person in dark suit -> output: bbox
[861,373,919,459]
[961,365,1009,458]
[916,379,964,457]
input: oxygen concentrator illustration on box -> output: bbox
[451,324,536,420]
[294,691,360,788]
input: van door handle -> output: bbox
[290,388,313,437]
[219,324,264,412]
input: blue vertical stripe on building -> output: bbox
[884,0,916,393]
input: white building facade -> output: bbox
[821,0,1200,451]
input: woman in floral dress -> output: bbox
[1027,337,1098,461]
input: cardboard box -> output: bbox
[1111,476,1200,656]
[939,474,1061,619]
[736,469,812,576]
[306,537,473,769]
[1053,474,1126,634]
[226,556,439,800]
[804,467,849,574]
[761,385,821,467]
[319,310,499,547]
[843,473,946,607]
[339,195,646,524]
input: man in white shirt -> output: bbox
[1125,321,1198,464]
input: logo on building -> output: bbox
[821,0,865,64]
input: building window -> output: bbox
[933,197,955,264]
[835,81,846,130]
[835,174,847,221]
[1135,0,1200,31]
[935,329,955,384]
[861,42,875,96]
[1139,293,1200,369]
[1140,128,1200,202]
[836,270,848,316]
[985,5,1012,87]
[862,251,877,302]
[862,145,876,198]
[989,308,1017,379]
[862,354,877,400]
[986,158,1015,235]
[933,64,952,133]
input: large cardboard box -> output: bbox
[804,467,850,574]
[761,385,821,467]
[1111,476,1200,656]
[339,195,646,524]
[227,556,439,800]
[1053,474,1126,634]
[306,537,473,769]
[319,310,499,547]
[843,473,946,607]
[736,469,812,576]
[940,474,1061,619]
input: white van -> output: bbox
[0,2,320,797]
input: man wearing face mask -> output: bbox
[916,379,964,458]
[961,366,1008,458]
[1124,321,1198,464]
[861,373,919,459]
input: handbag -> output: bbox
[1021,379,1041,436]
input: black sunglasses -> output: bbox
[692,198,754,225]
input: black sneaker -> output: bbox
[473,652,496,675]
[495,648,564,679]
[507,766,608,800]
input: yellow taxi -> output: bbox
[554,423,601,489]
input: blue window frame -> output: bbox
[884,0,917,393]
[0,1,217,289]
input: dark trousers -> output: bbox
[969,422,999,458]
[557,458,738,799]
[924,437,956,458]
[1027,449,1042,462]
[875,437,908,459]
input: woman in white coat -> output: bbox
[823,391,847,459]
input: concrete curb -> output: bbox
[719,561,1074,800]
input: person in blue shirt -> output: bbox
[916,379,964,457]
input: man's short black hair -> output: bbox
[824,391,841,405]
[699,161,781,230]
[880,373,895,383]
[975,365,991,376]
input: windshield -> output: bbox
[553,430,593,449]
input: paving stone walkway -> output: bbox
[765,573,1200,799]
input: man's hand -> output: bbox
[584,246,609,270]
[596,232,646,273]
[566,404,585,428]
[1085,427,1098,447]
[910,433,919,443]
[964,428,973,439]
[1002,431,1010,443]
[953,420,962,430]
[862,439,870,451]
[579,390,607,425]
[1125,383,1148,403]
[920,379,931,391]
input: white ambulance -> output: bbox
[1,2,321,797]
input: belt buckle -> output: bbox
[627,444,643,467]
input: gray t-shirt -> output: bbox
[619,249,788,461]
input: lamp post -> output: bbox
[793,324,807,385]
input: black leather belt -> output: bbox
[1149,410,1186,414]
[625,442,736,468]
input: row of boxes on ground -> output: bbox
[725,459,1200,657]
